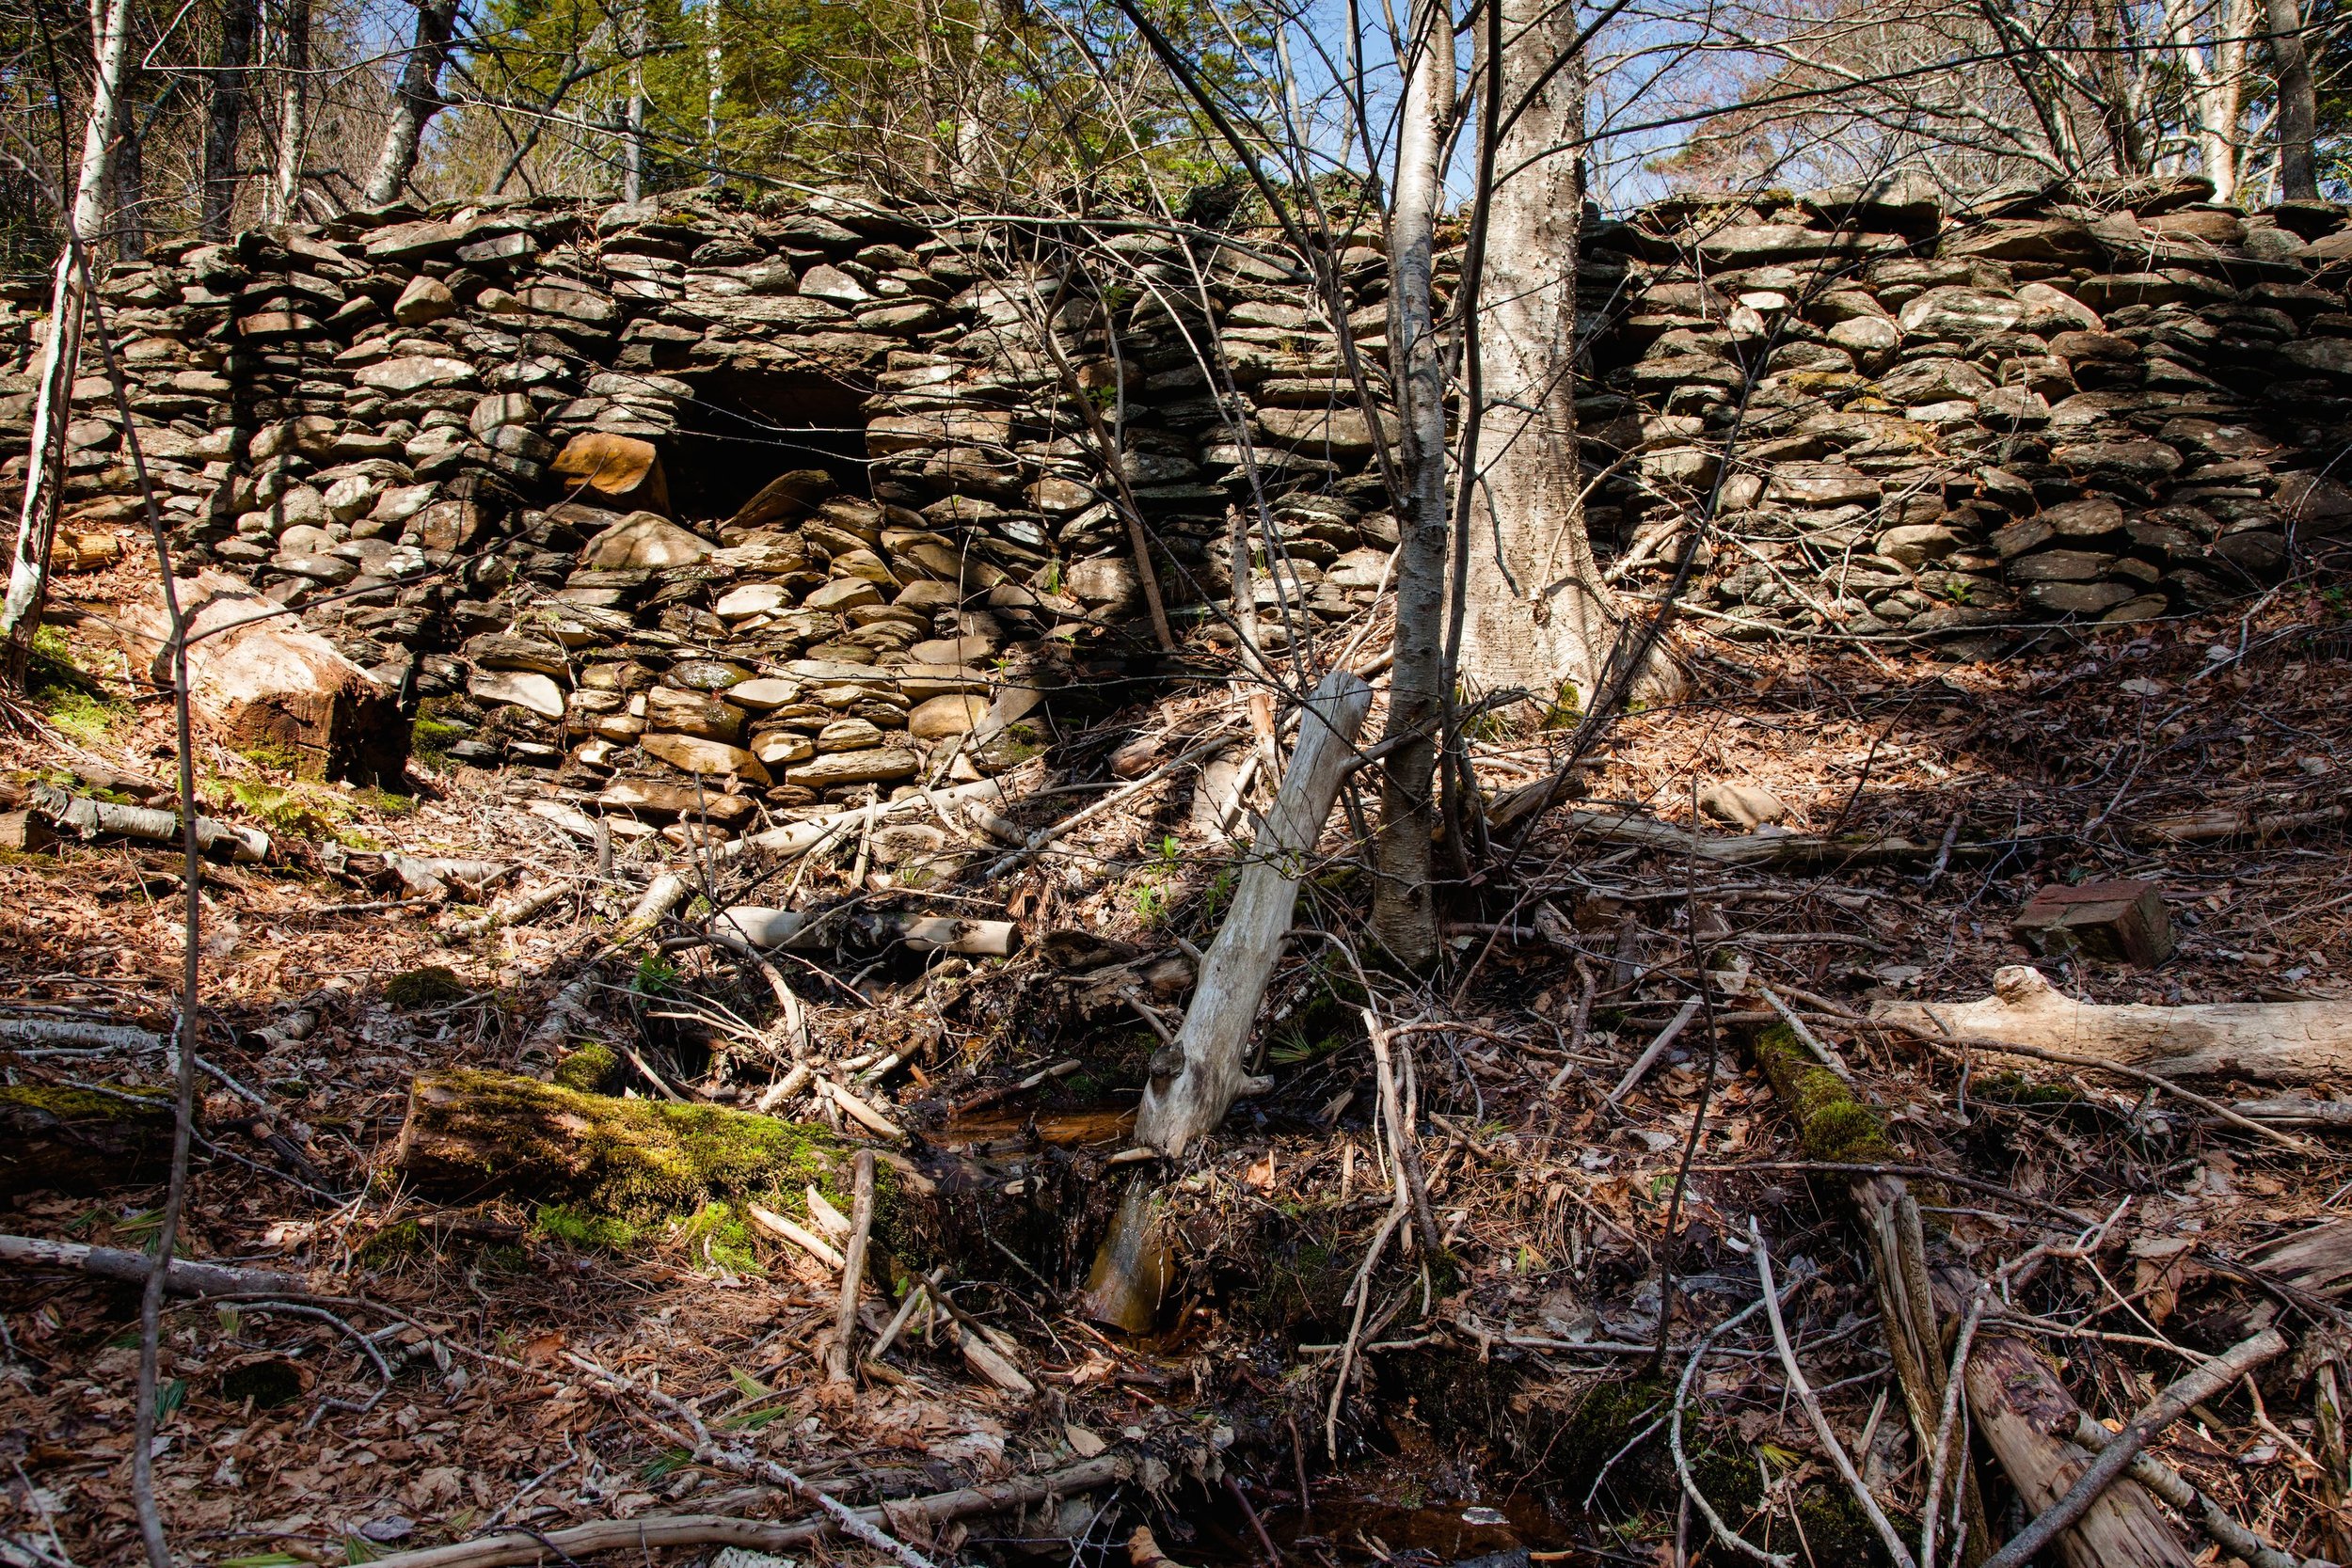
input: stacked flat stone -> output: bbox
[0,187,1401,832]
[6,172,2351,817]
[1585,173,2352,641]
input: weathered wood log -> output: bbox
[0,1232,304,1296]
[391,1069,927,1222]
[124,568,405,784]
[1135,670,1372,1157]
[27,782,270,861]
[0,1084,173,1196]
[1751,1024,2194,1568]
[1874,964,2352,1083]
[711,906,1020,958]
[1557,807,1963,868]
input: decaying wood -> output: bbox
[124,569,405,784]
[390,1069,931,1228]
[355,1454,1130,1568]
[26,783,269,862]
[827,1149,875,1384]
[2071,1411,2301,1568]
[0,1231,306,1296]
[1559,807,1962,868]
[712,906,1021,958]
[1978,1326,2285,1568]
[1,1085,174,1196]
[1136,670,1373,1157]
[1875,964,2352,1083]
[1750,1023,2193,1568]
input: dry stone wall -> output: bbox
[3,173,2349,817]
[1584,175,2352,642]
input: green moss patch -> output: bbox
[551,1042,621,1093]
[399,1069,901,1240]
[1751,1024,1895,1164]
[385,966,470,1008]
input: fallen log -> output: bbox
[391,1069,928,1225]
[1978,1326,2286,1568]
[1134,669,1372,1157]
[0,1232,305,1297]
[710,907,1020,958]
[1,1084,173,1197]
[1750,1023,2194,1568]
[1556,807,1963,868]
[352,1454,1130,1568]
[1874,964,2352,1083]
[26,782,269,862]
[124,568,406,784]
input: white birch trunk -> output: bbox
[1,0,134,652]
[1367,0,1455,967]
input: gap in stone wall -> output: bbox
[663,369,872,524]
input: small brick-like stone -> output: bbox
[2012,879,2174,964]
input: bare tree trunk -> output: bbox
[362,0,460,207]
[2269,0,2318,199]
[1,0,135,669]
[2089,0,2147,172]
[113,90,148,259]
[624,0,645,201]
[1368,0,1455,970]
[702,0,723,182]
[2166,0,2249,200]
[1453,18,1625,711]
[200,0,259,237]
[265,0,310,225]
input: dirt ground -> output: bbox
[4,534,2351,1568]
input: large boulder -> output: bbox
[551,432,669,512]
[580,511,712,569]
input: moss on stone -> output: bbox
[385,966,470,1008]
[1751,1024,1896,1164]
[550,1042,621,1093]
[357,1219,424,1261]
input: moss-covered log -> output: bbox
[1750,1023,2193,1568]
[392,1068,907,1226]
[0,1085,173,1197]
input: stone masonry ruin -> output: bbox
[5,173,2352,832]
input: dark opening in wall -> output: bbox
[664,368,870,522]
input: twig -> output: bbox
[563,1351,941,1568]
[2070,1414,2298,1568]
[64,237,210,1568]
[1327,1010,1412,1461]
[1977,1326,2288,1568]
[1672,1277,1801,1568]
[980,735,1232,879]
[1885,1022,2316,1154]
[827,1150,875,1385]
[1756,985,1855,1085]
[1751,1219,1917,1568]
[1606,994,1701,1103]
[747,1204,845,1270]
[1919,1283,1988,1568]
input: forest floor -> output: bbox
[5,532,2352,1568]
